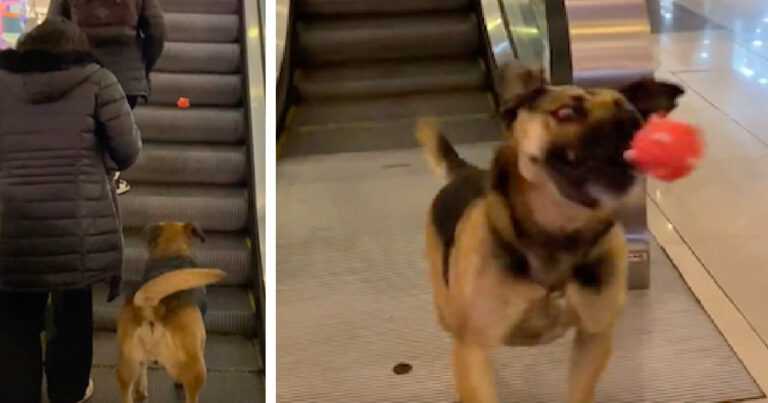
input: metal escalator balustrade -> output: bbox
[562,0,655,88]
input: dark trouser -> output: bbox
[0,288,93,403]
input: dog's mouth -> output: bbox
[544,115,641,209]
[545,160,601,208]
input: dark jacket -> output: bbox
[0,49,142,292]
[48,0,166,98]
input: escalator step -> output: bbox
[93,332,262,371]
[296,13,479,65]
[295,58,487,100]
[119,185,249,232]
[297,0,471,15]
[121,231,252,286]
[288,90,494,128]
[123,143,247,185]
[160,0,240,15]
[93,285,257,335]
[280,115,503,157]
[166,13,241,44]
[156,42,242,74]
[149,73,243,107]
[135,106,245,144]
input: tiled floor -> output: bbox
[651,0,768,397]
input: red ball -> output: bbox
[624,115,703,181]
[177,97,191,109]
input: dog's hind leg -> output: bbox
[568,329,612,403]
[453,342,499,403]
[134,363,149,401]
[117,357,142,403]
[180,357,207,403]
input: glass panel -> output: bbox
[484,0,554,81]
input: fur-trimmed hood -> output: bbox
[0,49,101,104]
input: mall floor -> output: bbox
[649,0,768,398]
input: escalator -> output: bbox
[277,1,763,402]
[279,0,501,155]
[85,0,265,400]
[278,0,651,286]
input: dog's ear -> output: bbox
[496,62,546,124]
[143,223,163,247]
[620,78,685,119]
[184,223,206,243]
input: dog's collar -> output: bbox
[143,255,199,282]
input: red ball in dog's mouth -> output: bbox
[624,114,703,182]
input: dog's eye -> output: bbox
[552,106,578,122]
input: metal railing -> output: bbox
[276,0,293,136]
[242,0,266,357]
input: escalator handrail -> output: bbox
[240,0,266,359]
[276,0,294,137]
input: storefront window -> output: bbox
[1,0,47,49]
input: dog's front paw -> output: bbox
[133,387,149,401]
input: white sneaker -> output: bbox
[77,378,94,402]
[116,179,131,195]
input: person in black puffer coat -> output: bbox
[48,0,166,195]
[0,18,141,403]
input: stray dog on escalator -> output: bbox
[116,222,226,403]
[417,65,684,403]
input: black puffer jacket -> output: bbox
[48,0,166,98]
[0,49,142,292]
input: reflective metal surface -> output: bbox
[277,0,289,76]
[482,0,514,67]
[565,0,655,88]
[482,0,548,76]
[243,0,266,299]
[504,0,546,70]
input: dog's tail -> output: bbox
[133,268,226,313]
[415,118,472,180]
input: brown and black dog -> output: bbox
[116,222,226,403]
[418,68,684,403]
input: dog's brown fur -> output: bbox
[418,69,683,403]
[116,222,225,403]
